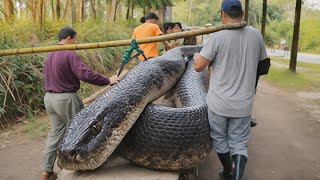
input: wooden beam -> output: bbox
[0,21,247,56]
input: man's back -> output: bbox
[44,50,80,93]
[202,26,267,117]
[132,23,163,60]
[44,50,109,93]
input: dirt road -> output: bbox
[0,80,319,180]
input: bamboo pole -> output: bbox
[0,21,247,56]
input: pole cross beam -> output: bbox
[0,21,247,56]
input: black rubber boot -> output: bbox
[217,152,233,179]
[250,117,257,127]
[232,154,247,180]
[250,121,257,127]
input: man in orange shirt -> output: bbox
[132,12,175,61]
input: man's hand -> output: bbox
[193,52,210,72]
[109,75,121,85]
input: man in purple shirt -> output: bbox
[40,26,120,180]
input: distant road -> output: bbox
[267,49,320,64]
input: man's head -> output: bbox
[145,12,159,24]
[219,0,243,23]
[162,22,175,34]
[172,22,182,33]
[58,26,77,44]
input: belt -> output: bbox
[46,91,75,93]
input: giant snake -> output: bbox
[57,45,211,171]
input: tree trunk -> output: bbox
[244,0,249,23]
[4,0,15,22]
[289,0,302,72]
[97,0,102,20]
[131,0,134,18]
[126,0,131,19]
[107,0,113,21]
[90,0,97,19]
[37,0,46,29]
[56,0,61,20]
[70,0,76,26]
[62,0,69,20]
[113,0,118,22]
[51,0,56,21]
[30,0,36,22]
[261,0,267,38]
[110,0,117,22]
[43,0,47,23]
[105,0,110,21]
[78,0,85,22]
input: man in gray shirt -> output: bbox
[194,0,267,179]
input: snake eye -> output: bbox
[91,121,102,135]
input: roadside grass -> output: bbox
[23,113,49,139]
[313,99,320,106]
[271,57,320,71]
[267,57,320,91]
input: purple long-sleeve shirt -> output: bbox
[44,50,110,93]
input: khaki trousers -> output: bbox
[42,92,83,172]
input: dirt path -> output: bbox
[0,80,319,180]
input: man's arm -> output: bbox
[193,52,211,72]
[162,40,175,49]
[68,52,113,86]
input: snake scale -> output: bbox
[57,45,211,171]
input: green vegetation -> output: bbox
[271,57,320,71]
[266,57,320,90]
[266,66,314,90]
[264,1,320,53]
[24,114,50,139]
[172,0,320,54]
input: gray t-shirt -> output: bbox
[200,26,267,117]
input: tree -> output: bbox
[56,0,61,20]
[37,0,46,29]
[261,0,267,38]
[70,0,76,25]
[244,0,249,23]
[289,0,302,72]
[77,0,85,22]
[90,0,97,20]
[4,0,15,22]
[109,0,119,22]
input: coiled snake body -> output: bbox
[57,46,211,171]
